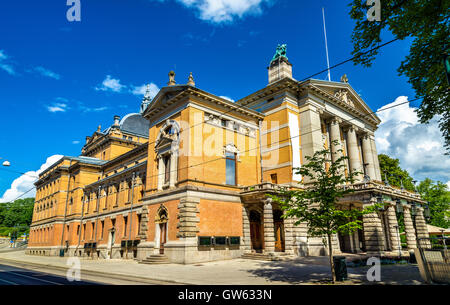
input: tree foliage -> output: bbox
[417,178,450,228]
[349,0,450,152]
[270,141,378,283]
[0,198,34,237]
[378,154,415,191]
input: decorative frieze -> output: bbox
[204,113,257,138]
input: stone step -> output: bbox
[241,253,280,261]
[140,254,170,264]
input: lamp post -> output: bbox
[440,229,447,250]
[394,225,402,258]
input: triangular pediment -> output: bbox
[142,85,189,119]
[306,79,381,124]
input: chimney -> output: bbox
[113,115,120,128]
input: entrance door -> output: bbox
[249,211,263,252]
[159,223,167,254]
[273,210,285,252]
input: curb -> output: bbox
[0,257,191,285]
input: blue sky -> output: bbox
[0,0,448,201]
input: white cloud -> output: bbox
[220,96,235,102]
[95,75,126,93]
[72,140,80,144]
[0,50,16,75]
[47,103,68,113]
[447,181,450,189]
[152,0,273,23]
[0,155,64,203]
[130,83,160,99]
[375,96,450,184]
[30,66,61,80]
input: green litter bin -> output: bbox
[333,256,348,281]
[59,249,65,257]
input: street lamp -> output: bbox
[395,199,404,213]
[393,225,402,258]
[440,229,447,250]
[424,204,431,221]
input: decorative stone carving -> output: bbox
[334,89,355,107]
[223,143,241,161]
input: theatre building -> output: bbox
[27,48,429,264]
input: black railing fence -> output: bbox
[416,237,450,284]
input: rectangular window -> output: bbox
[123,216,128,237]
[100,220,104,239]
[271,174,278,184]
[91,223,95,240]
[164,155,171,184]
[137,214,142,235]
[82,224,86,240]
[225,152,236,186]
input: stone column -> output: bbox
[263,199,275,253]
[353,230,361,253]
[386,202,401,253]
[415,207,431,249]
[292,217,308,257]
[157,156,164,191]
[362,199,385,253]
[370,137,382,181]
[329,117,343,163]
[362,134,376,180]
[346,126,363,181]
[299,105,323,183]
[242,206,251,253]
[169,151,178,188]
[283,215,295,254]
[402,204,417,250]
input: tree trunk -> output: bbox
[327,233,336,283]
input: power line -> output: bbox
[143,97,420,181]
[131,37,402,152]
[8,38,404,203]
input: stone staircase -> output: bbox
[242,252,296,261]
[139,254,170,264]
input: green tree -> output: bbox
[0,198,34,237]
[349,0,450,152]
[270,141,378,283]
[378,154,415,191]
[417,178,450,228]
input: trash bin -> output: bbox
[59,249,65,257]
[333,256,348,281]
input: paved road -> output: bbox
[0,264,102,285]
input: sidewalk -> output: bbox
[0,250,424,285]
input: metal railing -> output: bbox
[416,237,450,284]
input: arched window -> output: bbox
[155,120,180,190]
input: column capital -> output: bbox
[344,125,359,133]
[264,198,273,207]
[328,116,342,125]
[401,203,411,211]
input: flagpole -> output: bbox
[322,7,331,81]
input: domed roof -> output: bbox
[119,113,149,137]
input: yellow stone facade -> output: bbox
[27,55,428,263]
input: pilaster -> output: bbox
[263,199,275,253]
[415,207,431,249]
[176,197,200,238]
